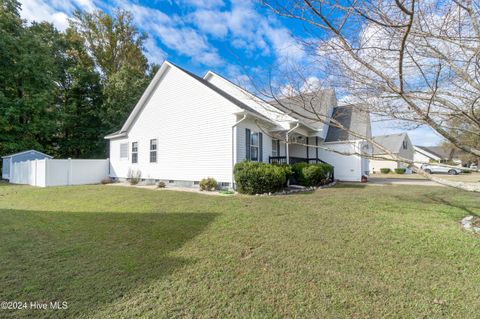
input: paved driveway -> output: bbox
[367,177,445,187]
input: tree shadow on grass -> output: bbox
[423,194,479,217]
[0,209,218,319]
[392,193,480,218]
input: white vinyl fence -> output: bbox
[9,159,109,187]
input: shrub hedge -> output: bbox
[234,161,288,194]
[292,162,333,187]
[380,168,391,174]
[394,168,406,174]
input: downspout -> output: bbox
[286,123,300,165]
[231,114,247,189]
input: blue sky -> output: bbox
[19,0,443,146]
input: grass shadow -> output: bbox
[423,194,479,217]
[391,193,480,218]
[0,209,218,318]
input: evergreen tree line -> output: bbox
[0,0,158,159]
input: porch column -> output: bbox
[306,137,309,160]
[315,136,319,164]
[286,142,289,164]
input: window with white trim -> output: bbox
[250,132,259,161]
[120,143,128,159]
[132,142,138,163]
[150,139,157,163]
[272,140,279,156]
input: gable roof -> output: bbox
[2,149,53,159]
[270,90,335,131]
[414,145,458,160]
[105,60,278,139]
[325,105,371,142]
[372,133,409,154]
[414,145,443,160]
[203,71,297,128]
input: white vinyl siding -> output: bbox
[320,141,365,181]
[236,119,272,163]
[108,65,240,182]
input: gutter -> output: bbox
[231,114,248,189]
[104,132,127,140]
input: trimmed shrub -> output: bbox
[394,168,406,174]
[292,163,333,187]
[272,163,294,186]
[199,177,218,191]
[380,168,391,174]
[234,161,287,194]
[157,181,166,188]
[291,162,309,185]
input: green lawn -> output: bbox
[0,182,479,318]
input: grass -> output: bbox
[0,182,480,318]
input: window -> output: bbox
[402,140,408,149]
[131,142,138,163]
[150,139,157,163]
[272,140,279,157]
[245,129,262,161]
[250,132,259,161]
[120,143,128,159]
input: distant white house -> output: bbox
[413,146,442,164]
[105,60,372,187]
[370,133,414,173]
[414,145,462,165]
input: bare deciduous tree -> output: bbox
[250,0,480,191]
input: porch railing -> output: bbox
[269,156,328,165]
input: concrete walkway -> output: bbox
[367,177,445,187]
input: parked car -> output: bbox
[421,164,462,175]
[470,164,478,170]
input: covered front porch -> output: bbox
[268,122,328,165]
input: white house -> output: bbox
[105,61,371,187]
[414,145,462,165]
[369,133,414,173]
[413,146,442,164]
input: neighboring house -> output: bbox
[105,60,372,187]
[370,133,414,173]
[2,150,53,180]
[414,145,462,165]
[413,146,442,164]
